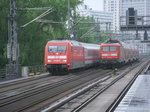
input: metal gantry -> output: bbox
[6,0,21,78]
[8,0,19,64]
[6,0,55,78]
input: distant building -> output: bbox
[120,0,150,18]
[125,40,150,54]
[104,0,120,33]
[77,4,113,31]
[120,0,150,26]
[104,0,150,33]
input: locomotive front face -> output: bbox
[47,45,67,64]
[45,42,69,73]
[101,46,119,59]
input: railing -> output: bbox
[120,16,150,26]
[0,65,46,81]
[0,69,6,79]
[28,65,45,76]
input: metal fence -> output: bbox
[28,65,45,75]
[0,65,45,81]
[0,69,6,79]
[6,64,21,79]
[120,16,150,26]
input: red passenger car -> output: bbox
[100,39,139,68]
[44,40,100,74]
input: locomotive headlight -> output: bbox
[111,54,117,56]
[62,60,67,62]
[102,54,108,56]
[48,60,52,62]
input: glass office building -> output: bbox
[104,0,150,32]
[120,0,150,25]
[104,0,120,33]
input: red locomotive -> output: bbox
[44,40,100,74]
[100,39,139,68]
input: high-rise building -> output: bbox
[104,0,120,33]
[120,0,150,54]
[104,0,150,32]
[120,0,150,26]
[120,0,150,16]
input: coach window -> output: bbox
[102,46,109,51]
[110,46,117,51]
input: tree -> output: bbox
[0,0,82,67]
[0,0,9,68]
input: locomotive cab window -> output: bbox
[102,46,109,51]
[102,46,117,51]
[110,46,117,51]
[48,46,67,52]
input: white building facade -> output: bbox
[120,0,150,54]
[104,0,120,33]
[120,0,150,25]
[104,0,150,32]
[77,5,113,32]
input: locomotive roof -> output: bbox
[104,39,123,44]
[102,39,137,49]
[49,40,81,46]
[49,40,77,42]
[49,40,99,48]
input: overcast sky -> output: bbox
[83,0,104,11]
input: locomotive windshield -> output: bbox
[102,46,109,51]
[102,46,117,51]
[48,45,67,52]
[110,46,117,51]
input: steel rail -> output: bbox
[0,73,49,89]
[0,68,111,112]
[41,76,111,112]
[0,75,79,106]
[40,60,147,112]
[106,60,150,112]
[40,61,142,112]
[71,61,147,112]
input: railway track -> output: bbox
[0,59,147,112]
[0,67,101,94]
[0,73,49,93]
[0,67,112,112]
[39,59,148,112]
[107,59,150,112]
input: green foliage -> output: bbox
[17,0,82,66]
[76,17,109,44]
[0,0,82,68]
[0,0,9,68]
[0,0,109,68]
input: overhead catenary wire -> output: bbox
[17,7,52,11]
[20,8,55,28]
[80,25,99,39]
[35,19,65,24]
[33,9,99,38]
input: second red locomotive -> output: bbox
[44,40,100,74]
[100,39,139,68]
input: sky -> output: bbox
[83,0,104,11]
